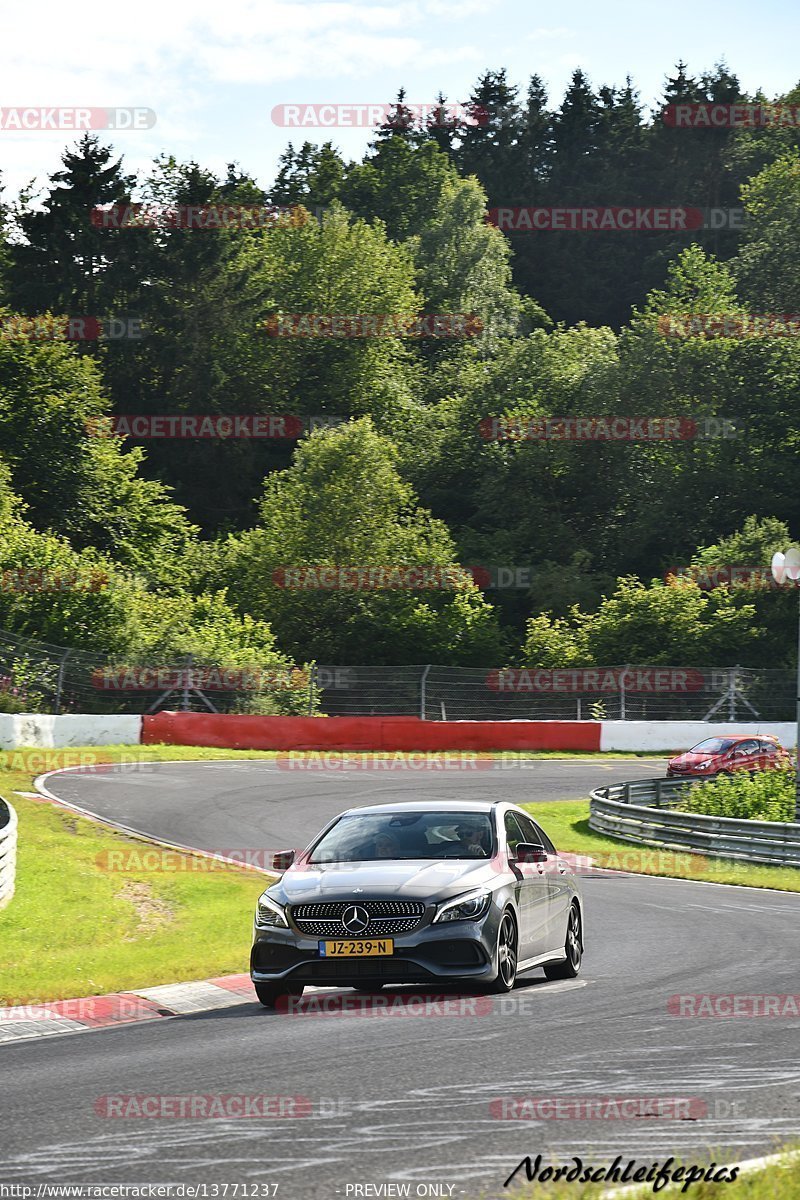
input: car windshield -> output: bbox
[308,811,495,863]
[690,738,736,754]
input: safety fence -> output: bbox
[0,625,795,720]
[590,777,800,867]
[0,797,18,909]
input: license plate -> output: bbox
[319,939,394,957]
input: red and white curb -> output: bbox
[0,972,258,1045]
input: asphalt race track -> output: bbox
[37,756,668,854]
[2,758,799,1196]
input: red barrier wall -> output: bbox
[143,713,601,752]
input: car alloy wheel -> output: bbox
[544,903,582,980]
[489,911,518,993]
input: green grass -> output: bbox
[524,800,800,892]
[0,748,270,1003]
[677,768,795,823]
[9,744,665,767]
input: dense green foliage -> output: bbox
[1,60,799,678]
[678,768,796,822]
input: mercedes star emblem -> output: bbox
[342,904,370,934]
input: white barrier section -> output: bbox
[0,798,18,910]
[0,714,142,750]
[601,721,797,753]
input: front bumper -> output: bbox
[251,920,496,987]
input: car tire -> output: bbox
[544,903,582,980]
[487,910,518,994]
[254,982,305,1009]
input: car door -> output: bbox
[732,739,760,772]
[503,810,551,962]
[515,811,571,953]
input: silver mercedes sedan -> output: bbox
[250,800,583,1007]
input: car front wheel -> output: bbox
[544,904,582,980]
[487,911,518,993]
[254,982,305,1009]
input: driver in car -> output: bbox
[373,833,400,858]
[449,820,488,857]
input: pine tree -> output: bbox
[8,134,136,315]
[374,88,425,146]
[456,70,525,202]
[519,75,552,195]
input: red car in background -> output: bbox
[667,734,793,778]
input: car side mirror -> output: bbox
[271,849,295,871]
[513,842,548,864]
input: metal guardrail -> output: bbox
[589,777,800,868]
[0,797,18,909]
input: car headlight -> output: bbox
[255,893,289,928]
[433,889,491,924]
[697,759,713,770]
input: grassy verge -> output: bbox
[7,744,667,770]
[0,747,274,1004]
[524,800,800,892]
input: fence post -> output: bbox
[54,648,71,715]
[182,654,192,711]
[619,665,628,720]
[729,666,738,721]
[308,664,318,715]
[420,664,432,721]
